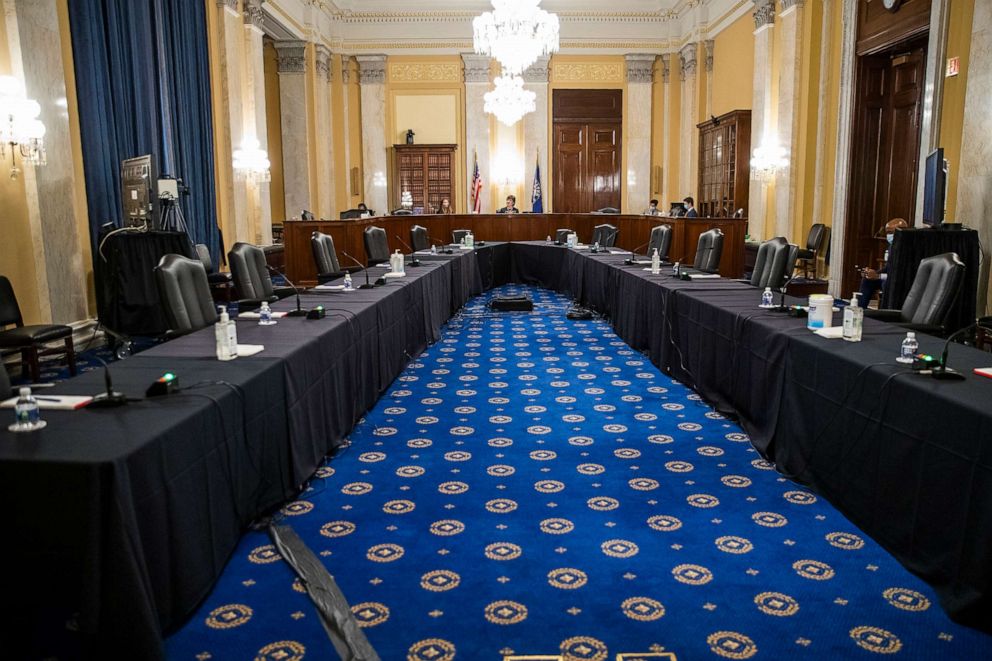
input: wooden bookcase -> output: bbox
[696,110,751,218]
[392,144,457,212]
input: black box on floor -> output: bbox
[490,296,533,311]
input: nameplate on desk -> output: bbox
[236,344,265,357]
[1,395,93,410]
[238,311,289,319]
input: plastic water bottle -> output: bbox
[9,387,45,432]
[546,235,552,244]
[897,331,918,364]
[259,301,276,325]
[430,244,437,255]
[761,287,774,307]
[344,272,353,290]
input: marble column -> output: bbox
[314,44,335,219]
[463,54,491,213]
[810,0,833,248]
[955,0,992,313]
[749,0,776,241]
[660,54,672,207]
[243,0,271,244]
[704,40,715,118]
[274,40,314,219]
[678,43,698,198]
[341,58,354,203]
[220,0,249,243]
[775,0,805,240]
[8,0,89,324]
[523,56,550,212]
[357,54,388,214]
[625,54,656,212]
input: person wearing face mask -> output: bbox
[857,217,908,308]
[643,199,661,216]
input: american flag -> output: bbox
[471,152,482,213]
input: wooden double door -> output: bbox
[552,89,622,213]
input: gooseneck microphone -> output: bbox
[932,321,975,381]
[591,228,619,253]
[393,235,421,266]
[341,251,376,289]
[430,238,454,254]
[87,355,128,408]
[768,270,798,313]
[624,241,650,265]
[265,265,308,317]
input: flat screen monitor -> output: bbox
[922,148,946,227]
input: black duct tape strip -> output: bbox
[269,524,380,661]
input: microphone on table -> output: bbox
[341,251,381,289]
[87,355,128,408]
[393,235,421,266]
[591,228,619,253]
[768,270,798,313]
[430,238,454,254]
[265,265,308,317]
[624,241,650,265]
[931,321,975,381]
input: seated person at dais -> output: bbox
[357,202,374,216]
[643,199,661,216]
[683,196,698,218]
[497,195,520,214]
[436,197,454,214]
[856,217,908,308]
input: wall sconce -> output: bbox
[0,75,46,180]
[233,136,271,183]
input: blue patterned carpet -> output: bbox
[166,286,991,660]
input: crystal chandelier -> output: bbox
[473,0,560,77]
[749,140,788,182]
[0,75,46,180]
[484,76,537,127]
[232,136,271,183]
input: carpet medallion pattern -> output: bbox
[167,286,990,660]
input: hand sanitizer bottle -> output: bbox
[466,232,474,248]
[344,272,353,290]
[842,293,863,342]
[761,287,774,308]
[9,387,45,432]
[216,306,235,361]
[651,249,661,275]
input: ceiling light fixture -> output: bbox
[473,0,560,77]
[484,75,537,127]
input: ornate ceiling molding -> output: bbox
[753,0,776,29]
[552,62,624,84]
[274,39,308,73]
[625,53,657,83]
[243,0,265,28]
[389,62,461,83]
[356,54,387,84]
[522,56,551,84]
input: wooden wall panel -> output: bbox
[856,0,931,55]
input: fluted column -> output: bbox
[625,54,656,212]
[523,56,550,212]
[463,54,491,213]
[341,58,354,204]
[775,0,805,239]
[357,55,388,214]
[704,40,715,118]
[660,54,672,207]
[243,0,271,244]
[275,40,315,218]
[749,0,776,240]
[678,43,699,197]
[314,45,336,218]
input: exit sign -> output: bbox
[946,56,960,77]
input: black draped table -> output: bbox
[3,242,991,659]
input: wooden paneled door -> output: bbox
[842,40,926,295]
[552,89,622,213]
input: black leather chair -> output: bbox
[647,224,673,260]
[0,359,10,396]
[597,207,620,214]
[410,225,429,252]
[340,209,364,219]
[195,243,233,301]
[228,242,293,309]
[692,228,725,273]
[363,226,390,266]
[555,228,573,244]
[452,229,470,245]
[310,231,347,284]
[796,223,829,279]
[864,252,966,335]
[391,209,413,215]
[0,275,76,382]
[750,237,798,289]
[154,254,219,335]
[592,224,618,247]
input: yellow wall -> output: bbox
[794,1,824,241]
[330,53,348,212]
[711,13,755,118]
[665,67,682,207]
[393,95,458,144]
[263,40,286,224]
[939,0,975,222]
[347,57,364,206]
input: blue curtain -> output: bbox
[69,0,221,264]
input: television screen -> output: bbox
[922,148,946,227]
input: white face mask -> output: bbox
[886,233,894,244]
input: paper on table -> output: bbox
[236,344,265,357]
[1,395,93,410]
[313,284,345,290]
[238,311,289,319]
[383,272,406,279]
[974,367,992,379]
[813,326,845,339]
[689,273,721,279]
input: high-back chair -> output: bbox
[410,225,429,252]
[692,228,725,273]
[555,228,573,244]
[647,224,673,260]
[750,237,798,289]
[796,223,829,279]
[311,232,344,283]
[154,254,219,335]
[451,229,471,245]
[363,226,390,266]
[228,242,286,308]
[865,252,966,335]
[592,224,618,247]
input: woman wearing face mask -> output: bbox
[857,217,908,307]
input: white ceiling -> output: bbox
[328,1,680,12]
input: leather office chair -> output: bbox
[452,229,471,245]
[340,209,364,219]
[647,224,673,260]
[311,231,345,284]
[692,228,725,273]
[796,223,829,279]
[391,209,413,215]
[195,243,233,302]
[410,225,429,252]
[0,275,76,382]
[592,224,618,247]
[864,252,965,335]
[597,207,620,214]
[555,229,573,244]
[0,359,9,396]
[750,237,798,289]
[154,254,219,335]
[363,226,390,266]
[228,242,293,310]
